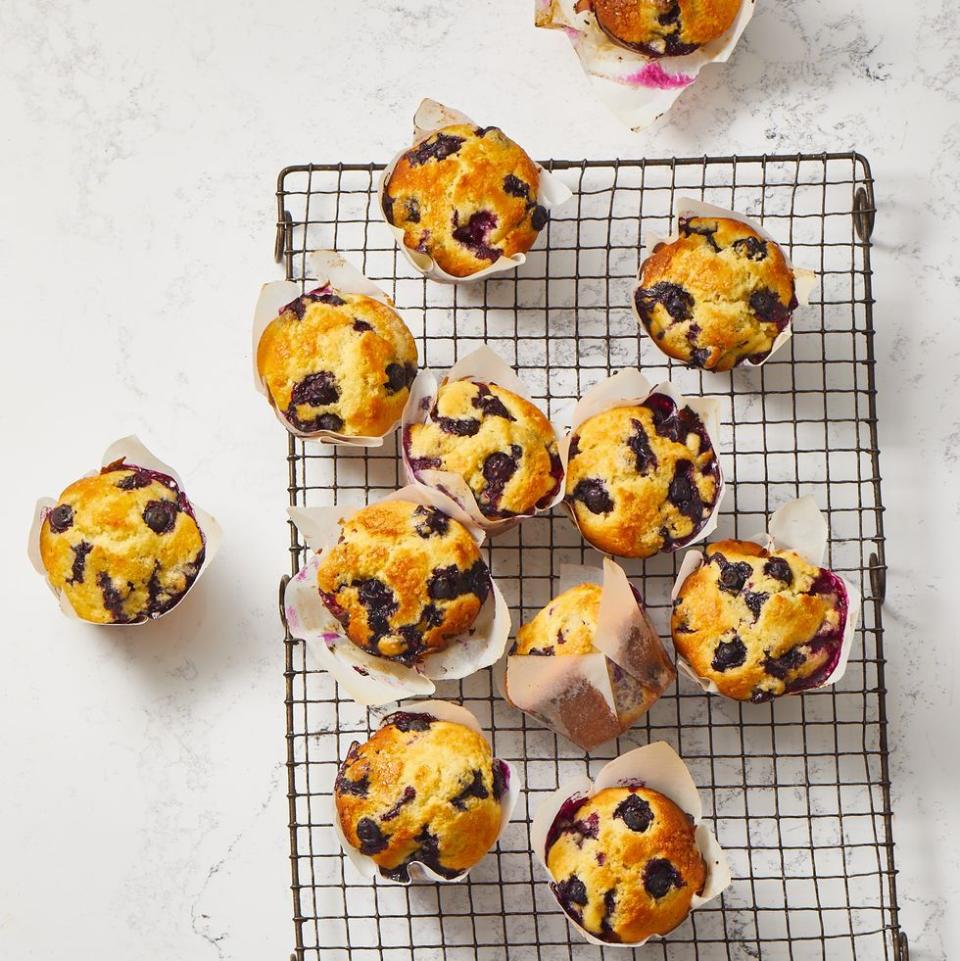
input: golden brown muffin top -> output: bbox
[335,711,507,880]
[39,463,205,624]
[636,217,797,371]
[256,286,418,436]
[672,540,849,701]
[384,123,546,278]
[315,500,489,662]
[513,582,602,656]
[404,380,561,519]
[546,785,706,942]
[564,395,720,559]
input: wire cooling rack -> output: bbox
[274,154,906,961]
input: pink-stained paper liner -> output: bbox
[558,369,726,555]
[284,485,511,707]
[330,699,522,884]
[252,249,418,446]
[377,99,573,284]
[400,346,565,536]
[634,197,819,370]
[27,435,223,626]
[530,741,731,947]
[535,0,757,131]
[503,558,674,749]
[670,496,862,697]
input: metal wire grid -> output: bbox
[275,154,904,961]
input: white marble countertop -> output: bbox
[1,0,956,958]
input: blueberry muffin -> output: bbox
[545,786,706,942]
[383,124,548,278]
[564,394,720,558]
[635,217,797,371]
[576,0,741,57]
[671,540,850,702]
[513,582,604,657]
[335,710,509,881]
[256,286,418,435]
[404,380,562,520]
[315,500,491,663]
[38,462,205,624]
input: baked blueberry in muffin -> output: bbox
[404,380,561,520]
[671,540,850,702]
[334,711,509,881]
[38,461,205,624]
[256,285,418,435]
[575,0,741,58]
[635,216,798,371]
[315,501,490,663]
[564,394,720,558]
[545,785,706,942]
[383,123,547,278]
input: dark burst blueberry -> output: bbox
[554,874,588,910]
[601,888,619,940]
[645,393,683,442]
[667,461,704,523]
[763,647,806,680]
[335,772,369,798]
[764,557,793,584]
[407,454,442,473]
[643,858,684,899]
[352,318,373,332]
[503,174,529,198]
[450,769,489,810]
[407,132,465,166]
[572,477,613,515]
[314,413,344,431]
[404,197,420,223]
[434,414,481,436]
[474,125,498,137]
[143,500,178,535]
[662,33,699,56]
[711,636,747,672]
[481,447,521,509]
[427,560,490,603]
[309,289,346,306]
[492,760,509,801]
[530,205,549,231]
[415,229,431,252]
[680,218,720,252]
[353,578,398,641]
[384,362,416,395]
[691,347,711,368]
[115,471,152,490]
[749,287,792,328]
[356,817,389,855]
[413,505,449,538]
[282,296,308,320]
[626,420,657,474]
[47,504,74,533]
[67,541,93,584]
[472,384,515,420]
[743,590,769,621]
[657,1,680,24]
[290,370,339,408]
[451,209,501,262]
[568,812,599,841]
[381,786,416,821]
[97,570,130,622]
[383,710,436,732]
[732,236,768,261]
[397,625,426,658]
[717,560,752,594]
[614,793,654,832]
[636,281,695,325]
[382,194,396,225]
[567,434,580,460]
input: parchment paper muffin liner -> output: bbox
[284,484,511,706]
[634,197,819,369]
[530,741,731,946]
[558,368,726,555]
[534,0,757,131]
[670,495,861,697]
[253,249,418,446]
[502,557,675,749]
[400,346,565,536]
[377,99,573,284]
[330,699,521,884]
[27,436,223,625]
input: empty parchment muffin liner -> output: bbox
[670,495,862,697]
[531,741,730,946]
[634,197,819,369]
[534,0,757,131]
[27,435,223,626]
[377,99,573,284]
[558,368,726,555]
[253,249,418,446]
[330,699,522,884]
[401,345,565,536]
[284,484,511,706]
[502,558,675,749]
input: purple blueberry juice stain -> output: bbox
[627,419,657,474]
[67,541,93,584]
[451,209,501,262]
[635,281,694,325]
[47,504,74,533]
[407,133,465,166]
[572,477,613,515]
